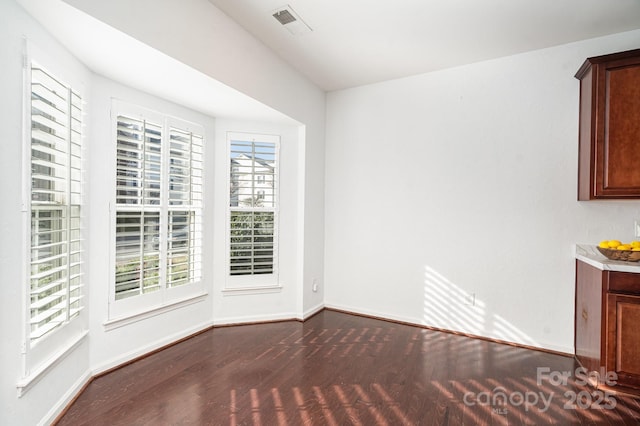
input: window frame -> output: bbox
[20,49,87,390]
[226,132,280,291]
[108,101,205,321]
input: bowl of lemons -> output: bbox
[597,240,640,262]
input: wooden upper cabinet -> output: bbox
[576,48,640,200]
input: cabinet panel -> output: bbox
[577,66,594,201]
[602,65,640,191]
[607,294,640,389]
[607,270,640,295]
[575,260,604,372]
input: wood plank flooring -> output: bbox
[56,310,640,425]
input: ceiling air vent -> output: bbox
[273,8,297,25]
[272,5,312,35]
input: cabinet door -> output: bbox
[595,59,640,197]
[606,293,640,389]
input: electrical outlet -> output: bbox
[312,278,318,292]
[465,293,475,306]
[635,220,640,238]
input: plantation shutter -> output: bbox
[29,65,83,342]
[229,139,278,276]
[167,128,203,287]
[114,112,203,301]
[114,116,162,300]
[115,116,162,205]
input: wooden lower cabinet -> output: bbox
[575,260,640,393]
[606,293,640,389]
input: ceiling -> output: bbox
[18,0,298,125]
[209,0,640,91]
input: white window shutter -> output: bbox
[29,65,83,342]
[229,138,278,277]
[113,112,203,301]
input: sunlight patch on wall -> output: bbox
[492,313,539,347]
[423,265,539,347]
[423,265,486,334]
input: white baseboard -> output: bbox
[299,303,324,320]
[325,301,425,328]
[324,301,573,356]
[39,369,91,426]
[213,311,300,326]
[92,320,214,376]
[214,303,326,325]
[93,308,328,375]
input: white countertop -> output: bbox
[575,244,640,273]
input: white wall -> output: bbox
[2,0,325,424]
[325,29,640,354]
[0,1,92,424]
[62,0,327,316]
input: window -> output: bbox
[228,133,279,287]
[112,104,203,316]
[28,64,83,344]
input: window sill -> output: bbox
[222,285,283,296]
[104,292,208,331]
[16,330,89,397]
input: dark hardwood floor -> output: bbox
[56,310,640,425]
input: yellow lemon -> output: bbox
[599,240,610,248]
[617,244,632,250]
[608,240,622,248]
[631,241,640,248]
[633,247,640,252]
